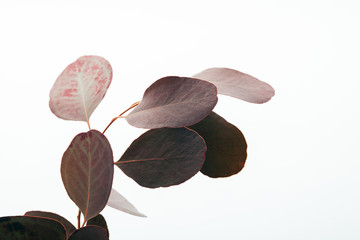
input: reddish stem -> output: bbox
[81,219,86,228]
[77,209,81,229]
[102,101,140,134]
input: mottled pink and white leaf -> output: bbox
[193,68,274,103]
[49,56,112,122]
[107,188,146,217]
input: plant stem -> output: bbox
[77,209,81,229]
[86,120,91,130]
[81,219,86,228]
[102,101,140,134]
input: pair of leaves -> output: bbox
[115,111,247,189]
[61,127,207,197]
[124,68,275,129]
[61,125,233,196]
[0,212,108,240]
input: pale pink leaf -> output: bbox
[49,56,112,122]
[193,68,275,103]
[107,188,146,217]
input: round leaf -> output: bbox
[87,214,109,238]
[68,226,108,240]
[61,130,114,222]
[107,188,146,217]
[189,112,247,178]
[0,216,66,240]
[126,76,218,129]
[49,55,112,122]
[116,128,206,188]
[25,211,76,238]
[193,68,275,103]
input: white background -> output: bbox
[0,1,359,239]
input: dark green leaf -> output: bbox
[116,128,206,188]
[0,216,66,240]
[25,211,76,238]
[61,130,114,222]
[68,226,108,240]
[87,214,109,238]
[126,76,218,129]
[189,112,247,178]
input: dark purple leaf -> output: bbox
[115,128,206,188]
[126,76,218,129]
[86,214,109,238]
[61,130,114,222]
[68,226,108,240]
[193,68,275,103]
[25,211,76,238]
[189,112,247,178]
[0,216,66,240]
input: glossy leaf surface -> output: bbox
[61,130,114,222]
[68,226,108,240]
[87,214,109,238]
[25,211,76,238]
[116,128,206,188]
[107,188,146,217]
[49,55,112,122]
[189,112,247,177]
[193,68,274,103]
[126,76,218,128]
[0,216,66,240]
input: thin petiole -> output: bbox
[86,120,91,130]
[77,209,81,229]
[81,219,86,228]
[103,101,140,134]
